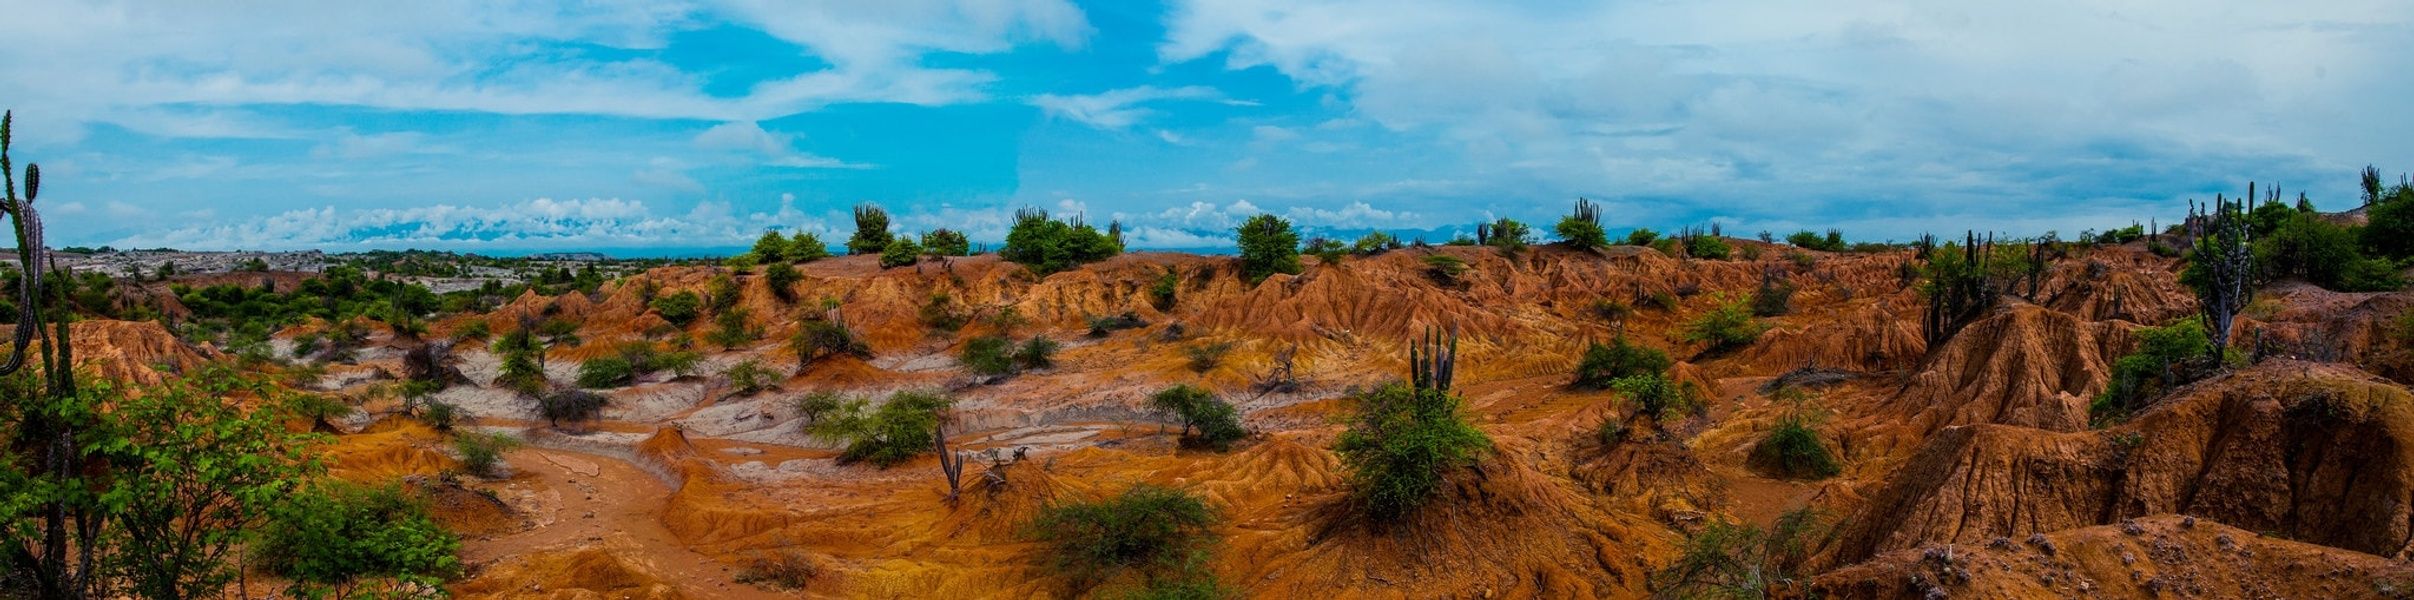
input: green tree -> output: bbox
[1001,208,1122,275]
[792,319,871,368]
[1335,381,1491,521]
[787,231,832,262]
[1235,214,1302,285]
[255,482,461,598]
[880,237,923,269]
[805,390,953,467]
[848,204,894,255]
[575,356,636,388]
[750,230,791,263]
[1555,198,1608,250]
[1149,385,1247,450]
[650,290,703,325]
[1679,294,1768,352]
[2367,187,2414,260]
[1572,336,1671,390]
[2090,317,2220,425]
[763,261,802,301]
[921,229,971,257]
[1027,484,1221,589]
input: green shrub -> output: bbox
[1235,214,1303,284]
[1572,336,1672,389]
[1304,237,1348,264]
[1334,382,1492,521]
[1087,312,1148,337]
[921,293,971,332]
[1594,418,1628,446]
[1680,294,1768,352]
[537,389,608,429]
[1784,229,1847,252]
[1651,509,1826,599]
[575,356,636,388]
[1422,254,1469,285]
[651,349,704,378]
[2255,211,2404,292]
[453,431,519,477]
[763,261,802,301]
[750,230,792,263]
[1183,341,1233,374]
[1149,385,1246,450]
[1028,484,1219,585]
[788,231,832,262]
[1017,336,1061,371]
[706,273,741,313]
[1556,199,1608,250]
[725,360,777,395]
[1613,373,1702,422]
[2090,317,2220,425]
[962,336,1019,377]
[806,390,952,467]
[1001,208,1123,275]
[1478,217,1533,252]
[418,400,460,433]
[1626,228,1661,246]
[792,319,871,367]
[794,391,850,426]
[1752,277,1796,317]
[1148,268,1181,310]
[880,237,923,269]
[1351,231,1402,255]
[1685,234,1732,260]
[1750,408,1839,479]
[707,307,760,349]
[256,483,461,596]
[650,291,703,325]
[922,228,972,257]
[2366,188,2414,259]
[848,204,895,255]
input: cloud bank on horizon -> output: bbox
[5,0,2408,252]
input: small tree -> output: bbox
[256,483,462,598]
[725,359,778,396]
[2185,191,2254,352]
[792,319,871,368]
[788,231,832,262]
[453,431,520,477]
[1555,198,1608,250]
[1614,373,1702,422]
[1001,208,1122,275]
[848,204,894,255]
[537,389,608,430]
[1235,214,1303,284]
[2365,164,2386,207]
[750,230,792,263]
[921,229,971,257]
[1149,385,1247,450]
[763,261,802,301]
[1650,509,1827,598]
[575,356,636,388]
[806,390,953,467]
[1572,336,1672,390]
[650,290,703,325]
[1749,389,1839,479]
[880,237,923,269]
[707,307,760,349]
[962,335,1019,377]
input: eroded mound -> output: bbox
[1812,515,2414,600]
[452,547,684,599]
[1827,361,2414,565]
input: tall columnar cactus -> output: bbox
[2188,186,2254,353]
[936,425,967,504]
[3,110,95,599]
[0,110,50,378]
[1408,326,1458,393]
[1570,198,1600,227]
[1921,230,1997,349]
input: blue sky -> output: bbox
[4,0,2409,254]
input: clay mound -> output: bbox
[411,475,519,537]
[935,459,1067,542]
[451,547,684,600]
[2038,248,2197,324]
[1847,303,2130,460]
[1183,435,1346,513]
[1724,296,1926,374]
[2242,284,2414,383]
[1825,361,2414,566]
[1812,515,2414,599]
[1572,437,1724,519]
[0,319,219,386]
[323,418,458,481]
[1228,438,1669,597]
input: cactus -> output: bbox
[0,110,49,378]
[1408,326,1458,393]
[1570,197,1600,228]
[936,425,967,504]
[2188,186,2254,353]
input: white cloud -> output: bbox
[1031,85,1227,129]
[693,121,873,169]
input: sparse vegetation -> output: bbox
[880,237,923,269]
[453,431,520,477]
[1027,484,1221,589]
[725,359,777,395]
[1679,294,1768,352]
[537,389,609,430]
[575,355,637,388]
[804,390,953,467]
[1785,229,1847,252]
[650,290,703,325]
[1423,254,1469,286]
[792,319,871,367]
[1149,385,1246,450]
[708,307,762,349]
[1614,373,1703,422]
[1556,198,1609,250]
[962,335,1019,377]
[921,292,972,332]
[763,261,802,301]
[1184,341,1233,374]
[1002,207,1123,275]
[1236,213,1303,284]
[1751,271,1796,317]
[922,228,972,257]
[1750,389,1840,479]
[1573,336,1672,390]
[2091,316,2222,425]
[1650,509,1827,598]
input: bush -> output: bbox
[706,273,741,313]
[418,400,460,433]
[1028,484,1219,585]
[921,228,971,257]
[788,231,831,262]
[1751,276,1796,317]
[1478,217,1534,252]
[2256,212,2404,292]
[1001,208,1123,275]
[1149,385,1246,450]
[1304,237,1348,264]
[1594,418,1628,446]
[792,319,871,367]
[805,390,952,467]
[1334,382,1492,521]
[921,293,971,332]
[650,291,703,325]
[1651,510,1826,599]
[2367,189,2414,259]
[1351,231,1402,255]
[1017,336,1061,371]
[1556,199,1608,250]
[1680,294,1768,352]
[453,431,519,477]
[763,261,801,301]
[1183,341,1233,374]
[2090,317,2220,425]
[1422,254,1469,286]
[750,230,791,263]
[1614,373,1702,422]
[1572,336,1672,389]
[962,336,1019,377]
[1625,228,1661,246]
[1087,312,1147,337]
[1785,229,1847,252]
[256,483,461,596]
[537,389,609,429]
[847,204,894,255]
[1750,397,1839,479]
[1685,234,1732,260]
[707,307,760,349]
[725,360,777,395]
[794,391,849,426]
[879,237,922,269]
[1235,214,1303,284]
[575,356,636,388]
[1148,268,1180,310]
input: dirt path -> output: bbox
[464,447,786,600]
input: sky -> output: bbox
[3,0,2408,255]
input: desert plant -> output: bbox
[1027,484,1220,588]
[763,261,802,301]
[922,228,971,257]
[650,290,703,325]
[1183,341,1233,374]
[1626,228,1661,246]
[1149,385,1246,450]
[1335,329,1491,521]
[1351,231,1402,255]
[794,391,849,426]
[1784,229,1847,252]
[256,482,462,598]
[2367,182,2414,259]
[1087,312,1147,337]
[920,292,972,332]
[962,336,1019,377]
[707,307,761,349]
[1304,237,1348,264]
[2090,316,2222,425]
[792,319,871,368]
[1650,509,1827,598]
[805,390,953,467]
[1573,336,1672,389]
[788,231,831,262]
[453,431,520,477]
[880,237,923,269]
[750,230,792,263]
[725,359,777,396]
[1016,336,1060,371]
[1235,213,1303,284]
[1148,268,1181,311]
[2184,190,2255,352]
[1614,373,1702,422]
[537,389,608,430]
[1556,198,1609,250]
[1680,294,1768,352]
[1751,270,1795,317]
[1595,418,1628,446]
[1000,207,1122,275]
[575,356,636,389]
[1750,391,1839,479]
[847,204,894,255]
[1684,233,1732,260]
[1422,254,1469,286]
[417,400,460,433]
[733,549,820,590]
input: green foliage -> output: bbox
[920,292,971,332]
[575,356,636,388]
[962,335,1019,377]
[848,204,895,255]
[1148,268,1181,311]
[805,390,953,467]
[880,237,923,269]
[1422,254,1469,285]
[1750,397,1840,480]
[1556,198,1608,250]
[256,482,461,598]
[1002,208,1123,275]
[1149,385,1246,450]
[1614,373,1703,422]
[1235,214,1303,284]
[2254,211,2399,291]
[707,307,761,349]
[650,290,703,325]
[1017,336,1061,371]
[1183,341,1233,374]
[172,265,444,330]
[1573,336,1672,390]
[705,273,742,314]
[1594,418,1628,446]
[1680,294,1768,352]
[922,228,972,257]
[1626,228,1661,246]
[537,389,608,429]
[792,319,871,367]
[453,431,519,477]
[725,359,778,396]
[788,231,832,262]
[1028,484,1220,587]
[1651,509,1827,598]
[794,391,849,426]
[2367,188,2414,260]
[1784,229,1847,252]
[417,400,460,433]
[1333,382,1492,521]
[491,326,548,397]
[2091,317,2220,425]
[1685,234,1733,260]
[1751,275,1796,317]
[1088,312,1148,337]
[763,261,802,301]
[1304,237,1348,264]
[1350,231,1402,255]
[750,230,791,263]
